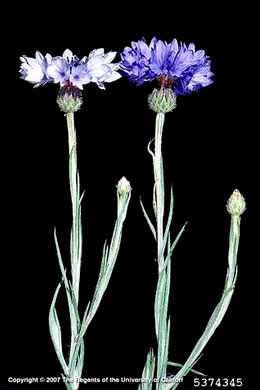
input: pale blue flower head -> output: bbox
[20,48,121,90]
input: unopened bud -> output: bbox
[117,177,131,195]
[226,189,246,216]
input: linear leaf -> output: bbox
[54,229,79,364]
[140,197,156,240]
[169,222,187,256]
[159,187,174,263]
[139,349,155,390]
[49,282,68,376]
[167,361,206,376]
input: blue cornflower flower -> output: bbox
[20,48,121,90]
[120,37,213,95]
[20,48,121,112]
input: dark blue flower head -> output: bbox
[120,37,214,95]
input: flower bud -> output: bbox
[226,189,246,216]
[117,177,131,196]
[148,88,176,113]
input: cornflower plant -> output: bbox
[120,37,246,389]
[20,48,131,390]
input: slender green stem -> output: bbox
[139,112,186,389]
[66,113,83,384]
[227,215,240,289]
[67,112,77,212]
[66,112,82,306]
[139,112,176,390]
[154,113,165,274]
[153,113,167,340]
[153,113,171,390]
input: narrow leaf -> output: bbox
[159,187,174,263]
[49,282,68,376]
[139,349,155,390]
[169,222,187,257]
[167,361,206,376]
[54,229,79,363]
[140,197,157,240]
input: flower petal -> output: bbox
[63,49,73,62]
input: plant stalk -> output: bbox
[66,112,82,306]
[154,113,165,274]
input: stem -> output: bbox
[66,112,83,378]
[154,113,165,273]
[66,112,82,306]
[140,112,186,389]
[227,215,240,289]
[67,112,77,207]
[153,113,169,389]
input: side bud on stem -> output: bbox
[226,189,246,217]
[226,189,246,272]
[116,177,131,218]
[117,176,131,196]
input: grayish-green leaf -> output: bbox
[167,360,206,376]
[49,282,68,376]
[138,349,156,390]
[140,197,157,240]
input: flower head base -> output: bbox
[120,37,213,95]
[226,189,246,217]
[57,81,83,113]
[148,87,176,113]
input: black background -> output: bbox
[1,6,258,390]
